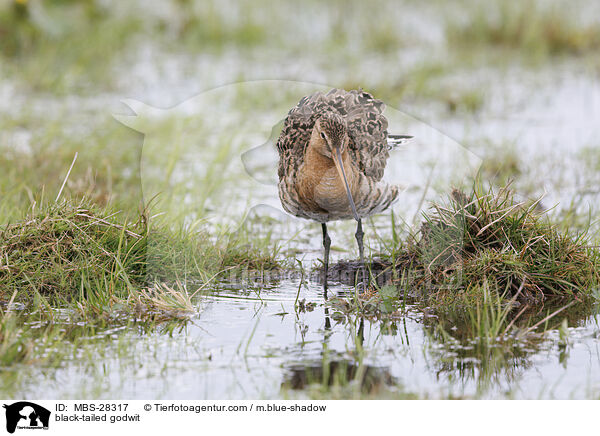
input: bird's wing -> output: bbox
[276,93,320,178]
[344,90,389,181]
[277,88,393,181]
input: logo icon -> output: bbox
[2,402,50,434]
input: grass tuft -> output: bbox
[395,185,600,308]
[0,198,280,307]
[0,199,146,301]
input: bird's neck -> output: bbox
[305,144,341,174]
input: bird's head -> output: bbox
[313,112,349,159]
[312,112,358,220]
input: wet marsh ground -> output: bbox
[1,0,600,399]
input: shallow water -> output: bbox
[5,277,600,400]
[2,0,600,401]
[3,70,600,400]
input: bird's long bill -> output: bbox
[333,147,359,221]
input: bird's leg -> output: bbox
[357,317,365,350]
[355,219,367,290]
[322,223,331,299]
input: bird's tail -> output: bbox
[387,134,414,149]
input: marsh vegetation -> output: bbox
[1,0,600,399]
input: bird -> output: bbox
[276,88,412,295]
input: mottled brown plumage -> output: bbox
[277,88,402,223]
[276,88,412,294]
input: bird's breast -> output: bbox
[296,150,358,215]
[313,168,354,211]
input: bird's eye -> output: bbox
[320,132,326,140]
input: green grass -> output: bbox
[169,0,267,53]
[2,0,600,400]
[442,88,485,114]
[402,185,600,308]
[447,1,600,59]
[340,61,487,113]
[0,199,146,301]
[0,1,142,94]
[0,198,279,306]
[320,183,599,344]
[0,304,191,396]
[418,283,597,396]
[0,112,143,221]
[580,145,600,172]
[478,141,522,186]
[0,196,281,372]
